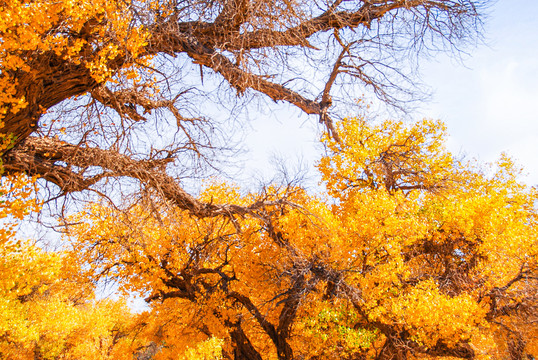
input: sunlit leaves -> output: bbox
[0,172,144,360]
[0,0,153,117]
[318,116,453,198]
[52,116,538,358]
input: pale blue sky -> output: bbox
[421,0,538,183]
[243,0,538,186]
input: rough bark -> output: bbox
[3,136,288,218]
[2,0,484,173]
[227,320,264,360]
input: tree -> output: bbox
[5,2,534,360]
[0,172,148,360]
[0,0,487,213]
[66,116,538,360]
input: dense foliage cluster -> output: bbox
[2,117,537,359]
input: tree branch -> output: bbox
[3,136,289,218]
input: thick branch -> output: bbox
[1,0,482,148]
[228,292,279,343]
[230,2,403,50]
[226,319,264,360]
[3,136,286,218]
[2,59,98,147]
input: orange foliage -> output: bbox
[0,0,152,118]
[65,115,538,359]
[0,172,149,359]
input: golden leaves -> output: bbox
[319,116,453,198]
[0,111,532,358]
[0,0,154,122]
[62,115,538,358]
[0,172,147,359]
[179,337,225,360]
[389,279,487,347]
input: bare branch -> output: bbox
[3,136,290,218]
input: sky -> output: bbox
[420,0,538,184]
[242,0,538,186]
